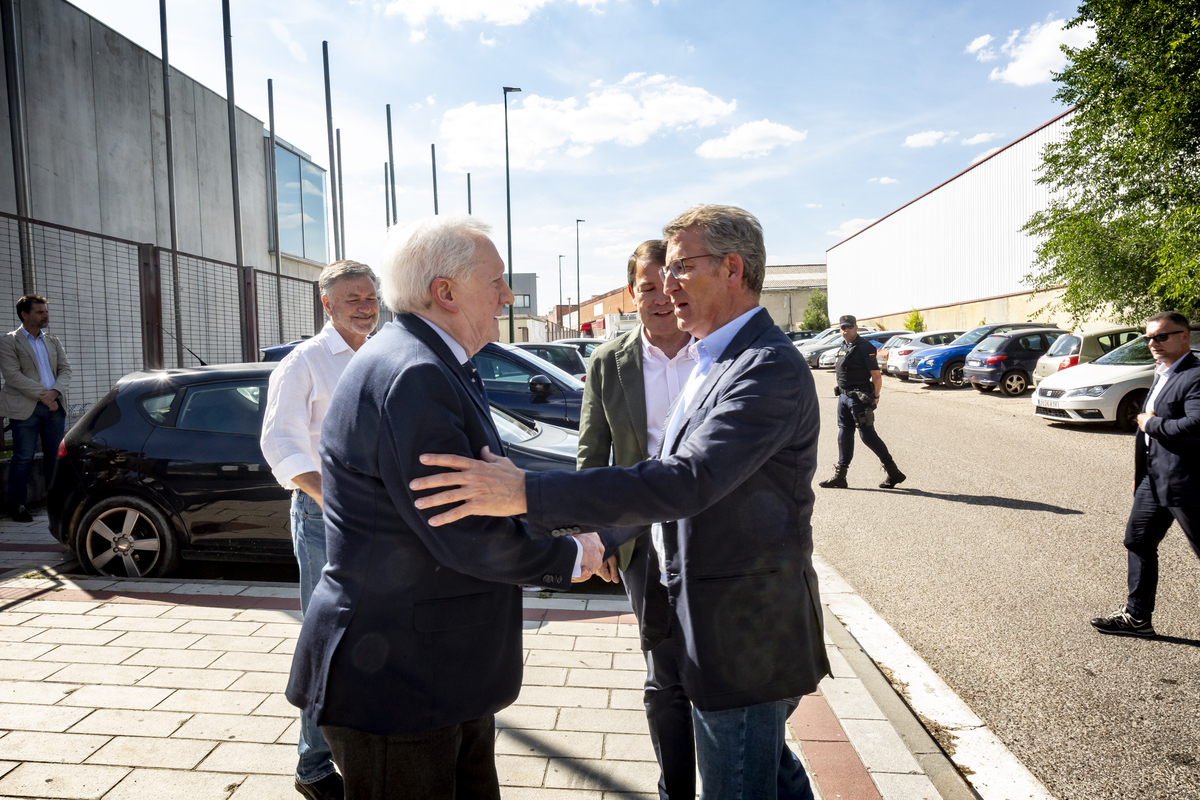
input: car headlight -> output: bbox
[923,359,935,367]
[1065,384,1112,398]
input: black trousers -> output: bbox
[1125,477,1200,619]
[321,716,500,800]
[835,391,892,467]
[643,634,696,800]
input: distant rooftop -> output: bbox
[763,264,827,291]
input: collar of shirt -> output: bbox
[641,328,695,365]
[688,306,762,369]
[317,321,354,357]
[20,327,43,342]
[416,315,469,365]
[1155,356,1185,381]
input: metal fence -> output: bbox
[0,212,321,420]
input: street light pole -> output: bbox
[503,87,521,342]
[575,219,585,334]
[557,255,564,327]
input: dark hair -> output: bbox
[1146,311,1191,330]
[627,240,668,288]
[16,294,47,322]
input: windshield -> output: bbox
[1094,330,1200,366]
[504,345,585,388]
[491,405,537,443]
[974,335,1007,354]
[951,326,991,347]
[1048,335,1081,358]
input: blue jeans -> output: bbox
[692,697,813,800]
[8,403,66,508]
[291,490,336,784]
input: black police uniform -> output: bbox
[833,335,893,468]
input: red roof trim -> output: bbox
[826,107,1076,252]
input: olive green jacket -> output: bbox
[576,327,648,570]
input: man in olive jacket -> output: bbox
[577,239,696,799]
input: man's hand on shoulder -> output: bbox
[411,446,528,525]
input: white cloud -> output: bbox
[439,74,736,170]
[695,119,806,159]
[480,32,496,46]
[409,28,426,42]
[970,146,1003,165]
[827,219,878,238]
[961,132,999,145]
[268,20,307,62]
[964,34,996,62]
[868,177,898,184]
[426,95,436,105]
[384,0,605,27]
[989,18,1096,87]
[903,130,955,148]
[806,203,822,209]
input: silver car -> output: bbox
[1031,325,1141,387]
[885,330,966,380]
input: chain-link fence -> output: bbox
[255,270,320,349]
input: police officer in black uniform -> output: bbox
[819,315,907,489]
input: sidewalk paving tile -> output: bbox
[225,672,289,694]
[0,626,43,641]
[0,658,68,680]
[819,676,888,722]
[235,609,302,624]
[840,719,923,775]
[189,634,283,653]
[520,666,569,686]
[0,703,92,733]
[496,705,559,731]
[118,583,186,595]
[496,729,604,760]
[0,679,81,705]
[790,694,849,743]
[523,597,588,610]
[158,606,243,621]
[136,667,243,690]
[610,652,647,671]
[0,642,57,660]
[250,693,300,718]
[556,708,647,735]
[89,604,170,618]
[248,623,300,639]
[571,636,642,653]
[227,773,295,799]
[123,647,223,669]
[68,709,191,738]
[20,613,110,629]
[46,664,153,686]
[206,652,294,673]
[105,631,204,650]
[538,621,620,637]
[524,633,576,651]
[37,644,140,665]
[237,586,300,599]
[0,759,15,778]
[583,599,634,613]
[61,684,173,711]
[872,772,943,800]
[497,754,550,787]
[0,730,110,763]
[26,629,123,646]
[602,733,657,762]
[607,690,643,710]
[102,767,248,800]
[11,600,100,615]
[516,685,609,709]
[276,718,300,745]
[270,638,295,655]
[171,713,293,744]
[526,650,612,669]
[0,612,36,626]
[169,583,248,596]
[196,741,297,774]
[801,740,884,800]
[0,761,129,799]
[175,620,264,637]
[156,690,268,716]
[567,669,648,689]
[85,735,217,769]
[95,616,187,632]
[544,756,660,791]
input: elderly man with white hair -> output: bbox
[286,216,603,800]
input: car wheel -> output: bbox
[1115,390,1148,432]
[941,361,966,388]
[999,370,1029,396]
[974,384,995,392]
[74,495,180,579]
[898,374,909,382]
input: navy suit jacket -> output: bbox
[1137,351,1200,507]
[286,314,578,736]
[525,308,830,712]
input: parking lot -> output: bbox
[809,367,1200,800]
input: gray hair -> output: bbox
[662,204,766,295]
[380,215,493,313]
[319,260,377,298]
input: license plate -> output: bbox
[1038,400,1061,409]
[967,359,981,366]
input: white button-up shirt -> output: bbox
[20,328,56,390]
[261,322,355,490]
[1146,355,1186,415]
[642,329,696,459]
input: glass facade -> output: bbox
[274,143,327,263]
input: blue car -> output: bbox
[962,328,1064,396]
[911,323,1058,388]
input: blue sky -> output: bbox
[74,0,1090,315]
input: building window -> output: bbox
[510,295,530,310]
[273,143,328,264]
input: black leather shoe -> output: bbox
[1090,607,1155,638]
[295,773,344,800]
[10,505,33,523]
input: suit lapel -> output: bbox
[13,329,34,362]
[614,329,649,460]
[401,315,502,445]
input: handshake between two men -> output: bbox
[412,445,609,582]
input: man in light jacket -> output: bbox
[0,295,72,522]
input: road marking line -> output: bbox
[815,553,1056,800]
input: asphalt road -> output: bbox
[808,367,1200,799]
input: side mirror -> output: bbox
[528,375,554,395]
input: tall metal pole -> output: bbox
[268,79,283,344]
[503,87,521,342]
[1,0,31,293]
[383,162,390,229]
[157,0,182,365]
[576,219,585,334]
[336,128,346,254]
[322,42,341,262]
[222,0,255,362]
[430,144,439,215]
[386,105,398,225]
[557,255,563,326]
[466,173,472,215]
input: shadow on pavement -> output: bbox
[502,727,643,792]
[1152,635,1200,649]
[845,487,1084,515]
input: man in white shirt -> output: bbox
[577,239,697,799]
[261,260,379,800]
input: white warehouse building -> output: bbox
[827,109,1092,332]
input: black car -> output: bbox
[473,342,585,430]
[48,363,577,579]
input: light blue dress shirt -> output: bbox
[20,328,56,391]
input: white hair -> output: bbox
[379,215,493,314]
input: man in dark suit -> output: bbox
[1092,311,1200,638]
[286,215,603,800]
[578,239,696,799]
[414,205,827,800]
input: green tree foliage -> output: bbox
[904,309,926,332]
[1023,0,1200,323]
[802,290,829,330]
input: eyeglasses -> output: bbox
[659,253,716,282]
[839,324,855,330]
[1147,330,1188,343]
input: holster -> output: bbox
[846,390,876,427]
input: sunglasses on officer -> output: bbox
[1147,329,1188,343]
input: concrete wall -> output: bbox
[761,288,821,331]
[856,287,1124,335]
[0,0,321,281]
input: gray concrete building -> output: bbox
[760,264,827,331]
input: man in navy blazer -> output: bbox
[1092,311,1200,638]
[286,216,603,799]
[414,205,828,800]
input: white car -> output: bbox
[885,330,965,379]
[1031,330,1200,431]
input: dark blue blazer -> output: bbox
[286,314,579,736]
[524,308,830,712]
[1137,351,1200,507]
